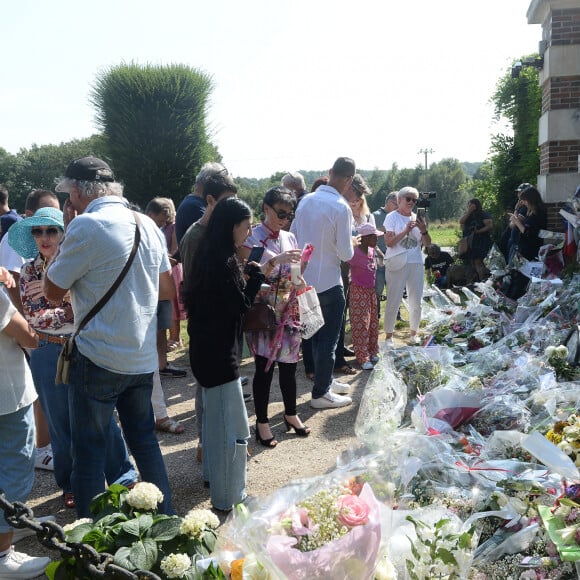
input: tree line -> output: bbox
[0,56,540,232]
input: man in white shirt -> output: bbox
[292,157,356,409]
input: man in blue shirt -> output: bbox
[0,185,22,241]
[44,157,175,517]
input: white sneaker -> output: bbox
[370,355,380,364]
[0,547,50,579]
[361,361,374,370]
[12,516,56,544]
[34,447,54,471]
[330,379,350,395]
[384,338,394,348]
[310,391,352,409]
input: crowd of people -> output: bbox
[0,157,552,578]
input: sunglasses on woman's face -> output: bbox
[405,196,418,204]
[31,227,61,238]
[273,208,294,221]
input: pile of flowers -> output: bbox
[545,413,580,467]
[46,482,221,580]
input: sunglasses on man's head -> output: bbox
[31,227,60,238]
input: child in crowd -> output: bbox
[424,244,454,288]
[348,222,382,370]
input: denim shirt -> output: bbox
[47,196,170,374]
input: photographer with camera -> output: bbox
[383,187,431,347]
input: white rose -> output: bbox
[545,346,557,358]
[374,555,398,580]
[556,345,569,358]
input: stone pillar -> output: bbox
[528,0,580,229]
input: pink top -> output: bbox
[349,246,376,288]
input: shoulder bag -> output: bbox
[243,275,280,333]
[55,212,142,384]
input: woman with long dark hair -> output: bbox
[459,198,493,280]
[184,197,265,512]
[505,186,548,299]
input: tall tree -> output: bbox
[91,63,216,207]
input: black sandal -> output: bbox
[255,422,277,448]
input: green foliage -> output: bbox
[1,136,108,211]
[46,483,220,580]
[91,63,217,208]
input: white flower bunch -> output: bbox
[180,508,220,538]
[125,482,164,511]
[374,553,398,579]
[545,345,568,359]
[62,518,93,532]
[159,553,192,578]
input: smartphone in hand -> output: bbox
[416,207,426,221]
[247,246,265,264]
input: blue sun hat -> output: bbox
[8,207,64,259]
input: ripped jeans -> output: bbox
[201,379,250,511]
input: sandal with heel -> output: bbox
[255,422,277,448]
[284,415,311,437]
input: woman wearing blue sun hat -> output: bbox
[8,207,138,509]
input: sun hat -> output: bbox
[8,207,64,259]
[358,222,382,237]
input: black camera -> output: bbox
[417,192,437,209]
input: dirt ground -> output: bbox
[18,324,412,566]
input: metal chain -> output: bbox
[0,494,162,579]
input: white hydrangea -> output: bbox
[180,508,220,538]
[159,553,192,578]
[545,345,557,358]
[125,482,164,511]
[556,345,569,358]
[63,518,93,532]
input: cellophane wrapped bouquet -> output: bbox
[215,470,381,579]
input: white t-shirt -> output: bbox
[0,291,37,416]
[0,234,26,273]
[383,211,423,264]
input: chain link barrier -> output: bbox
[0,494,162,579]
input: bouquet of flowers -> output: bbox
[218,476,381,579]
[46,483,221,580]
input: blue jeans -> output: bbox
[202,379,250,511]
[68,346,174,517]
[0,405,34,533]
[312,285,346,399]
[30,340,137,495]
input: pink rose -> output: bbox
[336,494,370,528]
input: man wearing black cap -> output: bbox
[44,156,175,517]
[292,157,357,409]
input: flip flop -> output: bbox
[155,417,185,434]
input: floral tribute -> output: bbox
[45,482,221,580]
[265,479,381,578]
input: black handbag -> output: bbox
[243,274,280,332]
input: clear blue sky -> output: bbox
[2,0,540,177]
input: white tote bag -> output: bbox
[297,286,325,339]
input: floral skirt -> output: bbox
[246,326,301,364]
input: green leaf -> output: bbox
[435,518,450,530]
[113,546,136,571]
[121,513,154,537]
[44,560,61,580]
[436,547,458,566]
[128,537,158,570]
[458,531,473,550]
[405,560,420,580]
[65,522,93,543]
[150,516,182,541]
[408,536,421,561]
